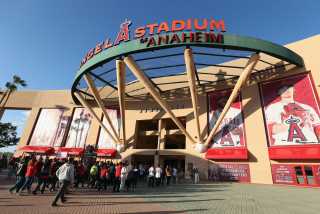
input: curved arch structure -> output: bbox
[72,32,303,104]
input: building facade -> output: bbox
[1,33,320,188]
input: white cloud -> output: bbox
[12,121,24,128]
[22,111,31,117]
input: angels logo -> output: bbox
[114,19,132,45]
[220,124,234,145]
[286,116,307,142]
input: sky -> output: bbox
[0,0,320,152]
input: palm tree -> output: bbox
[0,76,28,114]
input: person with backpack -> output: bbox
[8,156,30,194]
[17,159,37,195]
[126,162,134,191]
[32,159,52,195]
[52,158,74,207]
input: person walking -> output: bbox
[49,161,60,191]
[17,159,37,195]
[74,163,84,188]
[52,158,74,207]
[108,163,115,186]
[132,165,139,190]
[139,165,145,181]
[194,168,199,184]
[190,168,194,181]
[32,159,52,195]
[98,165,108,191]
[8,156,30,194]
[81,163,89,187]
[0,155,7,174]
[120,163,127,191]
[113,162,122,192]
[126,162,134,191]
[148,165,155,187]
[34,157,44,184]
[160,167,166,187]
[166,167,172,186]
[87,162,98,188]
[155,165,162,188]
[172,166,177,185]
[7,158,17,180]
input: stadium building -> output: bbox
[1,19,320,187]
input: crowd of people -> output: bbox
[1,154,199,207]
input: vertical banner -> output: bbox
[208,163,251,182]
[65,108,93,148]
[29,109,64,146]
[270,164,296,185]
[259,74,320,146]
[54,116,70,147]
[208,90,246,148]
[313,165,320,187]
[97,106,120,149]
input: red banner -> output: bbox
[208,163,251,182]
[313,165,320,187]
[271,164,296,185]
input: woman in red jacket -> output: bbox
[98,165,108,191]
[18,159,37,195]
[74,163,85,188]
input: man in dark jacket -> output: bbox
[8,156,30,194]
[108,163,115,186]
[126,162,134,191]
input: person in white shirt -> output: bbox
[148,165,155,188]
[119,163,127,191]
[172,167,177,185]
[155,165,162,188]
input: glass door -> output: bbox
[293,165,317,187]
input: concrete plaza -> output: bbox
[0,170,319,214]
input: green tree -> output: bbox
[0,75,28,113]
[0,122,20,148]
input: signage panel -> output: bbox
[208,163,251,182]
[271,164,296,185]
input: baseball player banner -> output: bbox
[270,164,296,185]
[64,107,94,148]
[54,116,70,147]
[208,90,246,148]
[260,74,320,146]
[313,165,320,187]
[97,106,120,149]
[29,109,65,146]
[208,163,251,182]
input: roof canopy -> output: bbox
[72,32,303,104]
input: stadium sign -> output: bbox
[78,19,226,70]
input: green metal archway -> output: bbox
[72,32,303,104]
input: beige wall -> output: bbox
[1,34,320,185]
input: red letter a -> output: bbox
[114,20,131,45]
[220,126,234,145]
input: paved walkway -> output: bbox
[0,170,319,214]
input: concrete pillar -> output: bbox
[154,155,159,166]
[159,119,166,149]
